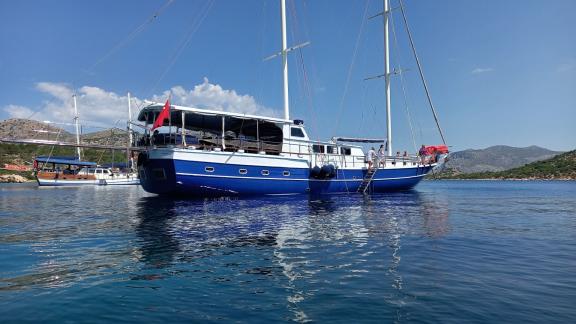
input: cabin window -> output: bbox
[326,146,336,154]
[239,169,247,175]
[261,170,270,176]
[312,144,325,153]
[340,147,351,155]
[283,171,290,177]
[88,169,95,174]
[96,169,103,174]
[291,127,305,138]
[205,166,214,173]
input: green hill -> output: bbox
[435,150,576,180]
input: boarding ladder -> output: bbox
[357,168,377,194]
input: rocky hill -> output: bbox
[436,150,576,180]
[82,128,129,146]
[0,118,129,147]
[1,119,132,176]
[0,118,75,142]
[438,145,562,174]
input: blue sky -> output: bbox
[1,0,574,152]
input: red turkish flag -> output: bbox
[151,99,170,131]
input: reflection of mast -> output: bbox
[72,93,82,161]
[388,215,403,291]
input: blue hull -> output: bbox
[139,156,434,197]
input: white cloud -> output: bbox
[152,78,277,117]
[471,67,494,74]
[2,78,276,131]
[2,105,35,119]
[557,60,576,73]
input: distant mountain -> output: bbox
[439,145,563,174]
[437,150,576,180]
[1,118,132,168]
[0,118,129,147]
[81,128,129,146]
[0,118,75,142]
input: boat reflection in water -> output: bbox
[133,191,450,321]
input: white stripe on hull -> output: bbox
[175,172,424,182]
[37,178,140,186]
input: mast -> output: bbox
[281,0,290,121]
[383,0,392,156]
[127,92,133,171]
[72,93,82,161]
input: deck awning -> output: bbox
[333,137,387,143]
[137,103,289,125]
[35,156,97,166]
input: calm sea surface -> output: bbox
[1,181,575,323]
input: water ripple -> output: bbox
[0,181,575,323]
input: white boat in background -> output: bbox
[34,156,139,186]
[33,92,139,187]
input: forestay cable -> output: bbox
[390,6,417,153]
[89,0,176,73]
[398,0,447,145]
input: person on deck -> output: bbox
[367,147,376,170]
[419,145,427,164]
[378,144,386,167]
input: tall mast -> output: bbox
[383,0,392,156]
[127,92,133,171]
[281,0,290,121]
[73,93,82,161]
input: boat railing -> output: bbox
[133,132,427,167]
[134,133,284,155]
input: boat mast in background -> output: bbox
[72,93,82,161]
[383,0,392,156]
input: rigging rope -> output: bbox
[147,0,215,96]
[398,0,447,145]
[390,6,417,153]
[88,0,176,73]
[287,0,321,144]
[332,0,371,136]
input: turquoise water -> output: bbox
[1,181,575,323]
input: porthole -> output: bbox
[261,170,270,176]
[239,169,247,175]
[205,166,214,173]
[283,171,290,177]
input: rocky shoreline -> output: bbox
[0,174,31,183]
